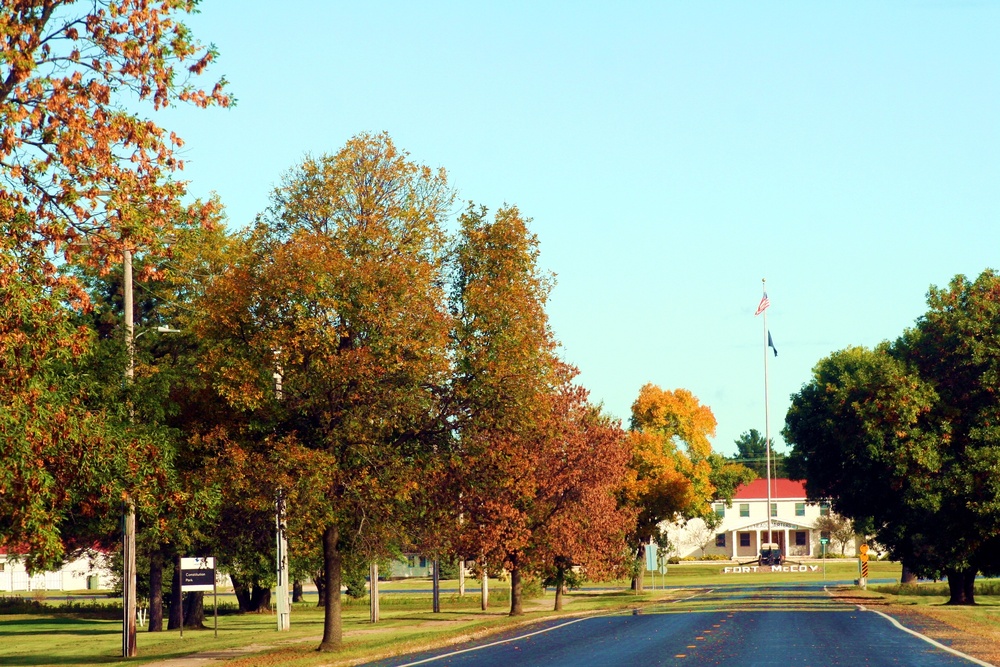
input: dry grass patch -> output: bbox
[830,584,1000,666]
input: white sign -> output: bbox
[180,557,216,592]
[723,565,820,574]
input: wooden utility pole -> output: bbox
[123,249,137,657]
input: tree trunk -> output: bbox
[945,568,977,605]
[231,572,252,612]
[632,547,645,594]
[432,559,440,613]
[553,568,564,611]
[168,554,182,630]
[481,566,489,611]
[509,565,523,616]
[900,562,918,585]
[318,525,342,652]
[148,549,164,632]
[232,573,272,613]
[633,550,646,594]
[249,583,272,612]
[963,567,977,606]
[183,592,206,628]
[292,579,304,603]
[313,568,326,608]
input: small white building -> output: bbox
[0,551,111,592]
[669,478,849,560]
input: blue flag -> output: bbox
[768,330,778,357]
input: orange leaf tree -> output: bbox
[528,383,636,612]
[195,133,453,651]
[0,0,230,267]
[447,204,633,616]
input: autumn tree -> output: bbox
[196,133,453,650]
[446,203,566,616]
[0,0,229,574]
[0,216,132,569]
[813,514,856,557]
[534,386,635,612]
[622,384,749,592]
[481,379,634,614]
[0,0,230,267]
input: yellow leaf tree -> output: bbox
[622,383,750,591]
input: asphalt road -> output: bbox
[363,584,988,667]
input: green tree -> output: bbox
[730,429,787,479]
[785,272,1000,603]
[785,346,941,578]
[895,270,1000,601]
[67,217,235,630]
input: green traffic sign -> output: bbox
[820,538,829,544]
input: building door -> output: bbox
[766,531,785,551]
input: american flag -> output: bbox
[755,292,770,316]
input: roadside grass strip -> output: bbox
[858,605,997,667]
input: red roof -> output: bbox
[732,478,806,500]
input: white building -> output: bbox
[0,551,111,592]
[669,478,850,560]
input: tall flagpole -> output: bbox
[761,279,773,549]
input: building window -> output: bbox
[419,556,427,568]
[795,531,807,546]
[795,502,806,516]
[820,502,830,516]
[739,503,750,517]
[739,533,751,547]
[714,503,725,518]
[770,503,777,517]
[716,533,726,547]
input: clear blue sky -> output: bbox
[159,1,1000,457]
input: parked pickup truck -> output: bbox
[758,543,783,566]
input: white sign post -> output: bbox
[180,557,217,638]
[644,544,658,590]
[275,495,290,631]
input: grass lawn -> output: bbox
[1,587,664,667]
[0,560,963,667]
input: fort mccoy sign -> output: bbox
[723,564,821,574]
